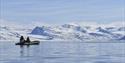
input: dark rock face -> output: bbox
[118,27,125,31]
[62,24,87,33]
[89,33,104,37]
[31,27,44,35]
[31,26,51,37]
[119,36,125,40]
[97,27,111,34]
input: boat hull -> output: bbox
[15,41,40,45]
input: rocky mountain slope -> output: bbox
[1,23,124,41]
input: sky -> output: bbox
[0,0,125,24]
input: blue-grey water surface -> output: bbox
[0,41,125,63]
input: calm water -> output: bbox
[0,41,125,63]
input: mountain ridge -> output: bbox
[0,23,125,41]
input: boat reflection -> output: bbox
[20,45,30,57]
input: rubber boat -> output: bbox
[15,41,40,45]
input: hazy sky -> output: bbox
[0,0,124,24]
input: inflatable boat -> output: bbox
[15,41,40,45]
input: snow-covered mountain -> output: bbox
[0,22,125,41]
[29,23,124,41]
[0,26,20,40]
[0,26,32,40]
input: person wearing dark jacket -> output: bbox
[20,36,25,43]
[25,37,31,43]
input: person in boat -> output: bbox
[25,37,31,43]
[20,36,25,44]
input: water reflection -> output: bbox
[0,41,124,63]
[20,45,30,57]
[20,45,24,56]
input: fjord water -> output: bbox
[0,41,125,63]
